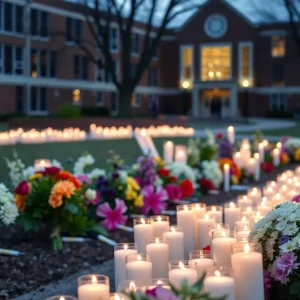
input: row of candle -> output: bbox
[163,141,187,163]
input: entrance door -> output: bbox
[210,97,222,119]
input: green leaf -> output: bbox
[192,273,206,291]
[90,225,107,236]
[65,203,79,214]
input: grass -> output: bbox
[0,137,190,187]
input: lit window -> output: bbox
[73,89,81,104]
[239,43,253,86]
[182,47,193,79]
[272,36,285,57]
[201,45,231,81]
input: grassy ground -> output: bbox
[0,137,190,186]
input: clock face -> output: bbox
[204,14,228,39]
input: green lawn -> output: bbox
[0,137,190,187]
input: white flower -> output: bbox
[200,160,223,188]
[73,154,95,175]
[85,188,96,201]
[166,162,197,186]
[23,166,35,180]
[88,168,106,180]
[118,170,128,182]
[275,221,288,231]
[283,223,298,236]
[51,159,63,169]
[0,202,18,225]
[279,240,297,253]
[288,212,300,222]
[277,212,290,223]
[266,239,275,260]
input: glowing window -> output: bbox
[73,89,81,104]
[201,45,231,81]
[272,36,285,57]
[181,47,193,80]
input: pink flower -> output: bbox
[292,195,300,203]
[85,189,100,205]
[141,185,168,214]
[96,198,128,231]
[276,253,300,276]
[280,136,290,143]
[146,285,179,300]
[76,174,92,184]
[165,184,183,201]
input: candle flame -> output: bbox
[92,275,97,284]
[221,231,226,237]
[205,213,209,220]
[254,153,260,160]
[155,238,159,244]
[141,218,145,224]
[215,270,221,277]
[114,294,121,300]
[195,204,200,210]
[179,261,185,270]
[242,216,247,222]
[171,226,175,233]
[184,205,188,211]
[224,163,229,170]
[236,152,241,158]
[276,193,280,199]
[157,216,162,222]
[228,126,234,132]
[230,202,235,208]
[124,244,128,250]
[41,160,45,166]
[166,141,172,147]
[129,281,136,290]
[157,280,163,285]
[59,297,65,300]
[244,243,250,254]
[137,254,141,261]
[242,195,247,200]
[246,207,252,212]
[217,224,220,229]
[212,206,216,212]
[178,150,184,157]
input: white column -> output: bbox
[230,84,238,118]
[192,86,199,117]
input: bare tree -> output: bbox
[70,0,200,116]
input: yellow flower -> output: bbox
[29,173,43,181]
[231,175,239,185]
[134,194,144,207]
[125,189,134,201]
[294,148,300,162]
[154,156,166,167]
[127,177,140,191]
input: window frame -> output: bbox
[29,87,48,115]
[272,35,286,58]
[96,91,104,106]
[31,49,56,78]
[180,44,194,85]
[110,24,119,53]
[238,41,253,85]
[132,33,140,56]
[269,94,287,111]
[132,93,141,108]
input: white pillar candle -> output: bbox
[227,126,235,144]
[235,216,250,229]
[146,237,169,278]
[78,275,110,300]
[247,187,262,208]
[212,231,237,267]
[247,158,256,176]
[193,203,206,249]
[175,145,187,164]
[237,195,252,211]
[258,143,264,162]
[263,186,275,199]
[168,261,197,289]
[114,243,137,291]
[204,269,235,300]
[197,214,216,250]
[272,193,284,207]
[233,152,243,169]
[273,148,280,167]
[224,202,241,230]
[254,153,260,181]
[189,250,214,279]
[277,174,287,185]
[240,143,251,165]
[163,141,174,163]
[126,253,152,287]
[236,224,250,242]
[257,197,271,216]
[163,226,184,261]
[133,218,153,253]
[241,206,254,219]
[231,243,264,300]
[223,163,230,192]
[150,216,169,237]
[207,206,222,223]
[34,159,51,172]
[177,205,195,259]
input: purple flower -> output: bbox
[97,176,108,188]
[146,285,179,300]
[219,139,234,159]
[263,270,272,295]
[277,253,300,276]
[274,266,288,284]
[76,174,92,184]
[279,235,289,245]
[137,156,157,187]
[112,173,120,179]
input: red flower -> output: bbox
[158,168,170,177]
[169,176,178,182]
[203,245,211,252]
[216,132,223,139]
[14,180,30,196]
[261,162,274,173]
[199,178,214,191]
[180,179,194,197]
[43,167,61,176]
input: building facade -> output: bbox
[0,0,299,118]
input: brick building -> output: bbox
[0,0,299,118]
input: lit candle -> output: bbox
[258,143,264,162]
[163,141,174,163]
[231,243,264,300]
[235,216,250,229]
[189,250,214,279]
[78,275,110,300]
[175,145,187,164]
[236,224,250,241]
[126,253,152,287]
[204,269,235,300]
[177,205,195,259]
[273,148,280,167]
[263,186,275,199]
[150,216,170,237]
[233,152,243,168]
[247,187,262,207]
[193,203,206,248]
[247,158,256,176]
[207,206,222,223]
[212,231,237,267]
[237,195,252,211]
[117,280,138,293]
[224,202,241,230]
[114,243,137,291]
[254,153,260,181]
[257,197,271,216]
[241,206,254,219]
[224,163,230,192]
[197,213,216,250]
[34,159,51,172]
[227,126,235,144]
[46,296,77,300]
[146,237,169,278]
[272,193,283,207]
[133,218,153,253]
[168,261,197,289]
[163,226,184,261]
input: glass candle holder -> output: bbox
[277,173,287,184]
[117,280,141,293]
[257,197,272,216]
[193,203,206,218]
[126,253,152,287]
[150,216,170,237]
[163,226,184,261]
[46,297,77,300]
[133,218,153,253]
[212,231,237,268]
[168,260,197,288]
[235,223,251,242]
[231,243,264,300]
[224,202,241,231]
[237,195,252,210]
[109,294,125,300]
[235,216,250,229]
[206,205,222,223]
[189,250,214,279]
[204,267,235,299]
[272,193,284,207]
[263,186,276,199]
[240,206,254,219]
[114,243,137,291]
[147,278,170,290]
[77,275,109,300]
[146,237,169,278]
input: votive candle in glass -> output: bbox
[189,250,214,279]
[133,218,153,253]
[224,202,241,230]
[240,206,254,219]
[163,141,174,163]
[197,213,216,250]
[235,223,250,242]
[206,205,223,223]
[78,275,109,300]
[150,216,169,237]
[235,216,250,229]
[263,186,275,199]
[47,297,77,300]
[146,278,170,290]
[272,193,284,207]
[247,187,262,207]
[175,145,187,164]
[168,260,197,288]
[117,280,140,293]
[237,195,252,211]
[163,226,184,261]
[34,159,51,172]
[257,197,271,216]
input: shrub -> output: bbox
[81,106,109,117]
[57,104,81,118]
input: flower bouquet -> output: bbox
[14,167,104,250]
[249,202,300,299]
[0,183,18,226]
[218,158,241,185]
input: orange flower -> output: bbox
[48,193,63,209]
[48,180,76,209]
[218,158,241,179]
[15,194,26,212]
[55,171,81,189]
